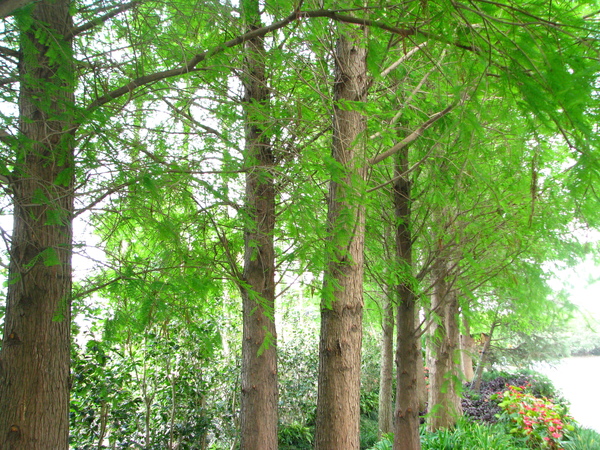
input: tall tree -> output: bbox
[392,142,421,450]
[377,277,394,438]
[239,0,278,448]
[0,0,75,447]
[314,26,368,450]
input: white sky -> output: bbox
[550,258,600,322]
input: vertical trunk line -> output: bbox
[314,29,367,450]
[0,1,75,448]
[377,276,394,438]
[393,143,421,450]
[427,262,463,431]
[240,1,278,448]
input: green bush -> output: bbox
[278,422,313,449]
[360,416,380,449]
[420,419,527,449]
[492,384,575,449]
[367,419,528,450]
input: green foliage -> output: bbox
[492,384,575,449]
[278,423,313,450]
[70,320,225,449]
[563,427,600,450]
[367,433,393,450]
[278,323,319,427]
[367,420,528,450]
[420,419,528,449]
[360,416,381,450]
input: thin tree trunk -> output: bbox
[378,285,394,438]
[314,29,367,450]
[472,321,497,392]
[239,1,278,448]
[415,309,428,413]
[0,1,75,448]
[427,269,463,431]
[460,314,475,383]
[393,145,421,450]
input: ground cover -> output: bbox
[365,370,600,450]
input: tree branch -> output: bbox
[68,1,140,39]
[368,101,459,166]
[0,45,20,59]
[85,8,422,112]
[0,0,36,19]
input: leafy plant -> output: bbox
[562,426,600,450]
[367,420,527,450]
[367,433,393,450]
[493,384,575,449]
[278,422,313,449]
[360,416,380,450]
[420,418,527,449]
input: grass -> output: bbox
[367,419,600,450]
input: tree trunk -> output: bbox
[415,311,428,413]
[460,314,475,383]
[393,146,421,450]
[427,268,463,431]
[472,321,497,392]
[378,285,394,438]
[239,2,278,449]
[314,30,367,450]
[0,1,75,448]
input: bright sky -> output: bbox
[550,258,600,322]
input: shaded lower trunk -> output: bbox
[427,280,463,431]
[394,287,421,450]
[239,3,278,448]
[378,287,394,437]
[415,315,428,413]
[460,315,475,383]
[314,30,367,450]
[472,322,496,392]
[0,1,75,448]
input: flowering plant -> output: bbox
[492,384,575,449]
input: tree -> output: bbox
[239,0,278,448]
[0,1,75,447]
[314,26,368,450]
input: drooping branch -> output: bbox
[69,1,140,39]
[85,8,421,112]
[368,101,459,166]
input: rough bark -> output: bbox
[427,267,463,431]
[314,30,367,450]
[377,285,394,438]
[239,2,278,448]
[393,147,421,450]
[0,1,75,448]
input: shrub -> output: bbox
[366,420,527,450]
[493,384,575,449]
[360,416,380,449]
[278,422,313,449]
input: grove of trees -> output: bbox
[1,0,599,449]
